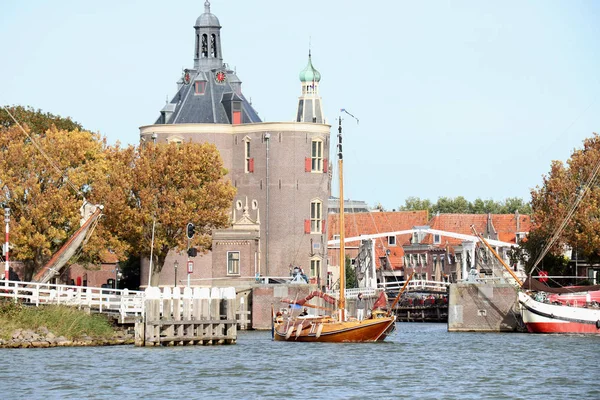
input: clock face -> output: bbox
[215,71,226,83]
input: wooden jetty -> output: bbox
[136,286,237,346]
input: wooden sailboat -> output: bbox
[272,118,410,342]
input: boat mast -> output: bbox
[470,225,523,287]
[337,117,346,321]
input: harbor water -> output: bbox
[2,323,599,399]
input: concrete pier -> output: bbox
[448,283,522,332]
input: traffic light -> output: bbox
[186,222,195,239]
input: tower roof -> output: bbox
[195,1,221,27]
[299,52,321,83]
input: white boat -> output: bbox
[518,291,600,334]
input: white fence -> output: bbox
[0,280,144,323]
[381,279,450,292]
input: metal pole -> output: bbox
[174,260,178,287]
[265,133,270,277]
[4,208,9,281]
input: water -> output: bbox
[1,323,599,399]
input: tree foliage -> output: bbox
[399,196,531,215]
[1,105,82,133]
[0,110,110,279]
[345,255,357,288]
[530,133,600,261]
[1,106,236,284]
[98,141,236,283]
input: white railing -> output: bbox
[325,287,378,299]
[380,279,450,292]
[0,280,144,322]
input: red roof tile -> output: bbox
[327,210,429,270]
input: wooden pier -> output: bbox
[136,286,237,346]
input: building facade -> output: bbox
[139,2,330,288]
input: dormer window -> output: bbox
[433,234,441,245]
[195,81,206,95]
[388,236,396,246]
[232,102,242,125]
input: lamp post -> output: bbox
[174,260,179,287]
[114,262,120,290]
[4,208,10,282]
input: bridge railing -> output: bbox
[380,279,450,292]
[0,279,144,322]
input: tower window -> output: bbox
[311,139,323,172]
[227,251,240,275]
[310,200,322,233]
[244,139,253,173]
[195,81,206,95]
[232,102,242,125]
[310,258,321,280]
[201,34,208,58]
[195,34,200,58]
[211,34,217,57]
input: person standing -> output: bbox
[356,293,365,321]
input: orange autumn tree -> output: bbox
[0,107,116,280]
[529,133,600,266]
[101,141,236,285]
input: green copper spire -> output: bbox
[299,51,321,83]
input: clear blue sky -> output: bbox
[1,1,599,210]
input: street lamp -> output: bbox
[114,262,120,290]
[174,260,179,287]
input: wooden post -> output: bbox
[210,287,221,344]
[224,287,237,342]
[183,287,193,342]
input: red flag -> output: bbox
[372,292,388,310]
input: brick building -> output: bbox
[138,2,330,290]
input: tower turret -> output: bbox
[296,51,324,123]
[194,1,223,71]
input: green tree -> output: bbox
[345,255,357,288]
[399,196,531,215]
[399,196,433,215]
[434,196,471,214]
[1,105,82,133]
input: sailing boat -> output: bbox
[272,117,410,342]
[472,227,600,334]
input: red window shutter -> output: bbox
[305,157,311,172]
[323,158,328,173]
[304,219,310,234]
[249,158,254,173]
[321,220,326,234]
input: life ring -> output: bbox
[596,320,600,330]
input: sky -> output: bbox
[1,0,599,211]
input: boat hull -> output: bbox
[518,292,600,334]
[273,316,396,342]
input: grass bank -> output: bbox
[0,299,115,341]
